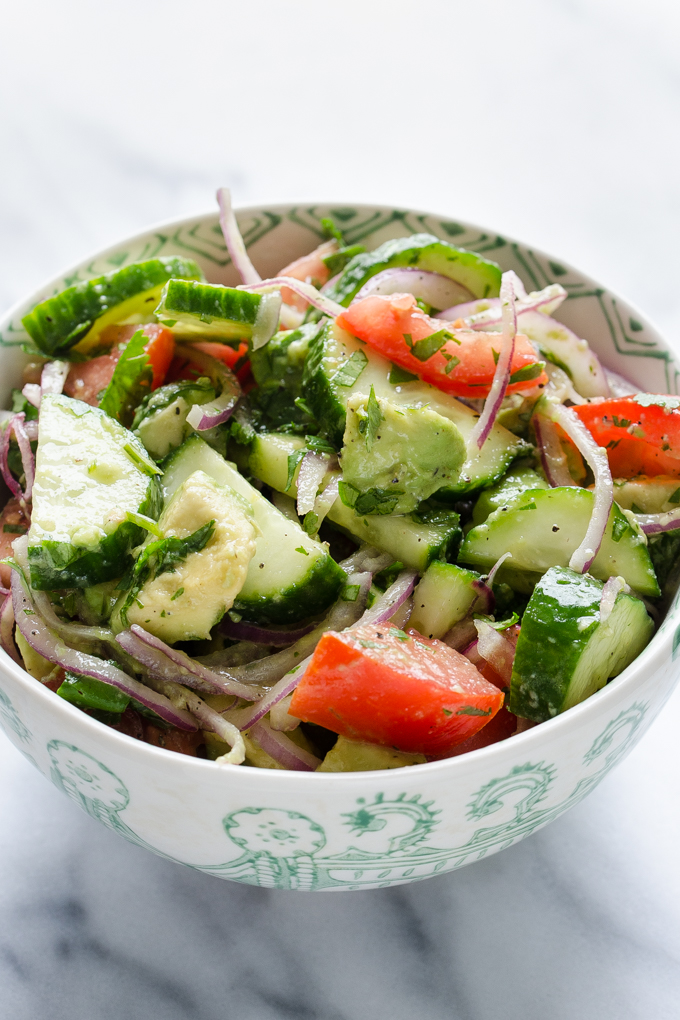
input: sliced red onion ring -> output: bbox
[339,546,393,575]
[12,416,35,504]
[533,413,574,487]
[0,592,21,665]
[438,280,566,325]
[599,575,629,624]
[117,625,262,701]
[634,508,680,536]
[23,420,38,442]
[354,569,418,628]
[229,654,313,731]
[250,718,321,771]
[180,345,241,431]
[21,384,41,409]
[179,688,245,765]
[312,475,339,531]
[216,187,261,286]
[220,617,316,646]
[469,272,517,449]
[40,360,69,396]
[354,268,473,309]
[296,451,328,516]
[485,551,512,590]
[238,277,344,322]
[474,620,515,684]
[444,618,479,651]
[12,572,197,730]
[470,578,495,615]
[269,694,299,732]
[549,403,613,573]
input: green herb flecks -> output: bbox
[331,349,368,389]
[509,361,545,385]
[99,329,153,427]
[403,328,458,363]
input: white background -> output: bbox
[2,2,680,1017]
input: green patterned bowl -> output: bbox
[0,204,678,891]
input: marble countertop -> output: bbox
[2,1,680,1016]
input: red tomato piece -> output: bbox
[166,340,252,389]
[336,293,548,399]
[573,396,680,478]
[64,323,175,405]
[0,498,29,588]
[278,239,337,309]
[289,622,504,756]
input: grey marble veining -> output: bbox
[2,1,680,1016]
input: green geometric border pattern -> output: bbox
[1,205,675,392]
[43,701,648,891]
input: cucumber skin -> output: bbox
[508,566,653,721]
[28,478,162,590]
[302,323,346,447]
[156,279,261,331]
[250,322,321,432]
[325,233,502,307]
[22,257,203,356]
[232,553,346,626]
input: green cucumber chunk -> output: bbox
[325,233,502,306]
[302,322,525,493]
[155,279,280,348]
[22,257,203,357]
[472,466,549,526]
[340,389,466,514]
[162,435,345,624]
[250,321,322,431]
[459,486,659,597]
[409,561,481,639]
[132,379,216,460]
[508,565,653,720]
[113,469,256,642]
[317,735,426,771]
[28,394,162,590]
[247,432,461,571]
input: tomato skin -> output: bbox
[64,324,175,405]
[167,340,252,389]
[289,623,503,756]
[573,396,680,477]
[336,293,547,399]
[0,498,29,588]
[278,239,336,309]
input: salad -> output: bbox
[1,189,677,773]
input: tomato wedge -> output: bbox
[289,622,504,756]
[278,239,336,309]
[167,340,252,389]
[64,324,175,405]
[573,395,680,478]
[336,293,548,399]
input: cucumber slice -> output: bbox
[317,735,426,771]
[471,466,548,526]
[113,469,257,643]
[132,379,216,460]
[459,486,659,596]
[154,279,280,348]
[162,435,345,624]
[302,322,525,493]
[409,562,481,639]
[247,432,462,571]
[325,233,502,306]
[610,476,680,514]
[508,566,653,720]
[22,257,203,357]
[28,394,162,590]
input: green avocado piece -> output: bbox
[325,233,502,306]
[317,735,427,771]
[340,388,466,515]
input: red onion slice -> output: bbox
[250,718,321,771]
[117,625,263,701]
[438,280,566,325]
[634,508,680,536]
[339,546,394,574]
[178,689,245,765]
[13,416,35,503]
[40,360,69,396]
[469,272,517,450]
[296,452,328,516]
[12,572,198,730]
[354,569,418,627]
[220,618,316,646]
[0,592,21,665]
[443,618,478,651]
[180,345,242,432]
[238,277,344,321]
[22,384,41,409]
[269,694,299,732]
[474,620,515,684]
[312,475,339,531]
[533,413,574,487]
[599,575,629,624]
[485,551,512,590]
[230,654,313,731]
[216,187,261,286]
[354,268,473,309]
[549,403,614,573]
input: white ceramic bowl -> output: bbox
[0,203,678,892]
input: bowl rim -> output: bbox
[1,201,677,781]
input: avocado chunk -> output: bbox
[317,735,427,771]
[340,389,466,515]
[112,469,256,642]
